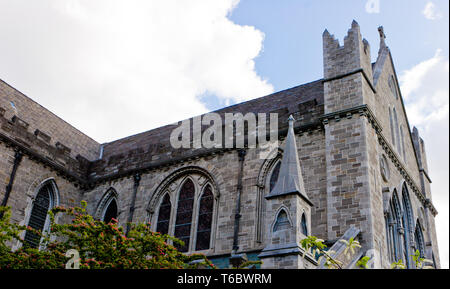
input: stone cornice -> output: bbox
[320,104,438,216]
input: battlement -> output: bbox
[323,20,373,82]
[0,109,89,185]
[0,79,100,161]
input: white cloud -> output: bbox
[365,0,380,14]
[0,0,273,143]
[423,2,443,20]
[400,49,449,269]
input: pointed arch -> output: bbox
[393,108,401,154]
[255,151,282,243]
[269,161,281,193]
[386,189,402,262]
[400,125,406,161]
[24,179,59,248]
[401,183,414,268]
[301,213,308,236]
[195,184,214,251]
[414,221,425,258]
[147,166,220,253]
[401,183,414,235]
[389,75,399,99]
[156,193,171,234]
[174,178,195,252]
[103,198,118,224]
[94,188,119,221]
[273,208,291,232]
[389,107,396,147]
[147,166,221,215]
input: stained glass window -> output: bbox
[269,161,281,192]
[196,185,214,251]
[103,199,118,224]
[24,183,52,248]
[156,194,171,235]
[174,179,195,252]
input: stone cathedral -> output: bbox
[0,22,441,269]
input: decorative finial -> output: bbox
[288,115,295,127]
[378,26,386,48]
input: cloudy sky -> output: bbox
[0,0,448,268]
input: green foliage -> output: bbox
[391,259,406,269]
[340,237,361,257]
[411,249,434,269]
[390,250,435,269]
[356,256,371,269]
[0,202,217,269]
[233,260,263,269]
[300,236,343,269]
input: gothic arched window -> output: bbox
[153,171,217,253]
[196,185,214,251]
[103,198,118,224]
[400,125,406,161]
[386,190,403,263]
[393,108,401,154]
[389,75,399,99]
[174,179,195,252]
[24,181,57,248]
[269,161,281,192]
[389,108,396,147]
[414,222,425,258]
[301,213,308,236]
[156,194,171,234]
[273,209,290,232]
[401,184,414,268]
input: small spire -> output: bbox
[351,20,360,29]
[378,26,386,48]
[266,115,312,205]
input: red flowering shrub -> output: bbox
[0,202,215,269]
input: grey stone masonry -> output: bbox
[0,20,441,269]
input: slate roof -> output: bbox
[89,79,324,180]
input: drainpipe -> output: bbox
[230,149,248,267]
[126,173,141,235]
[0,150,23,218]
